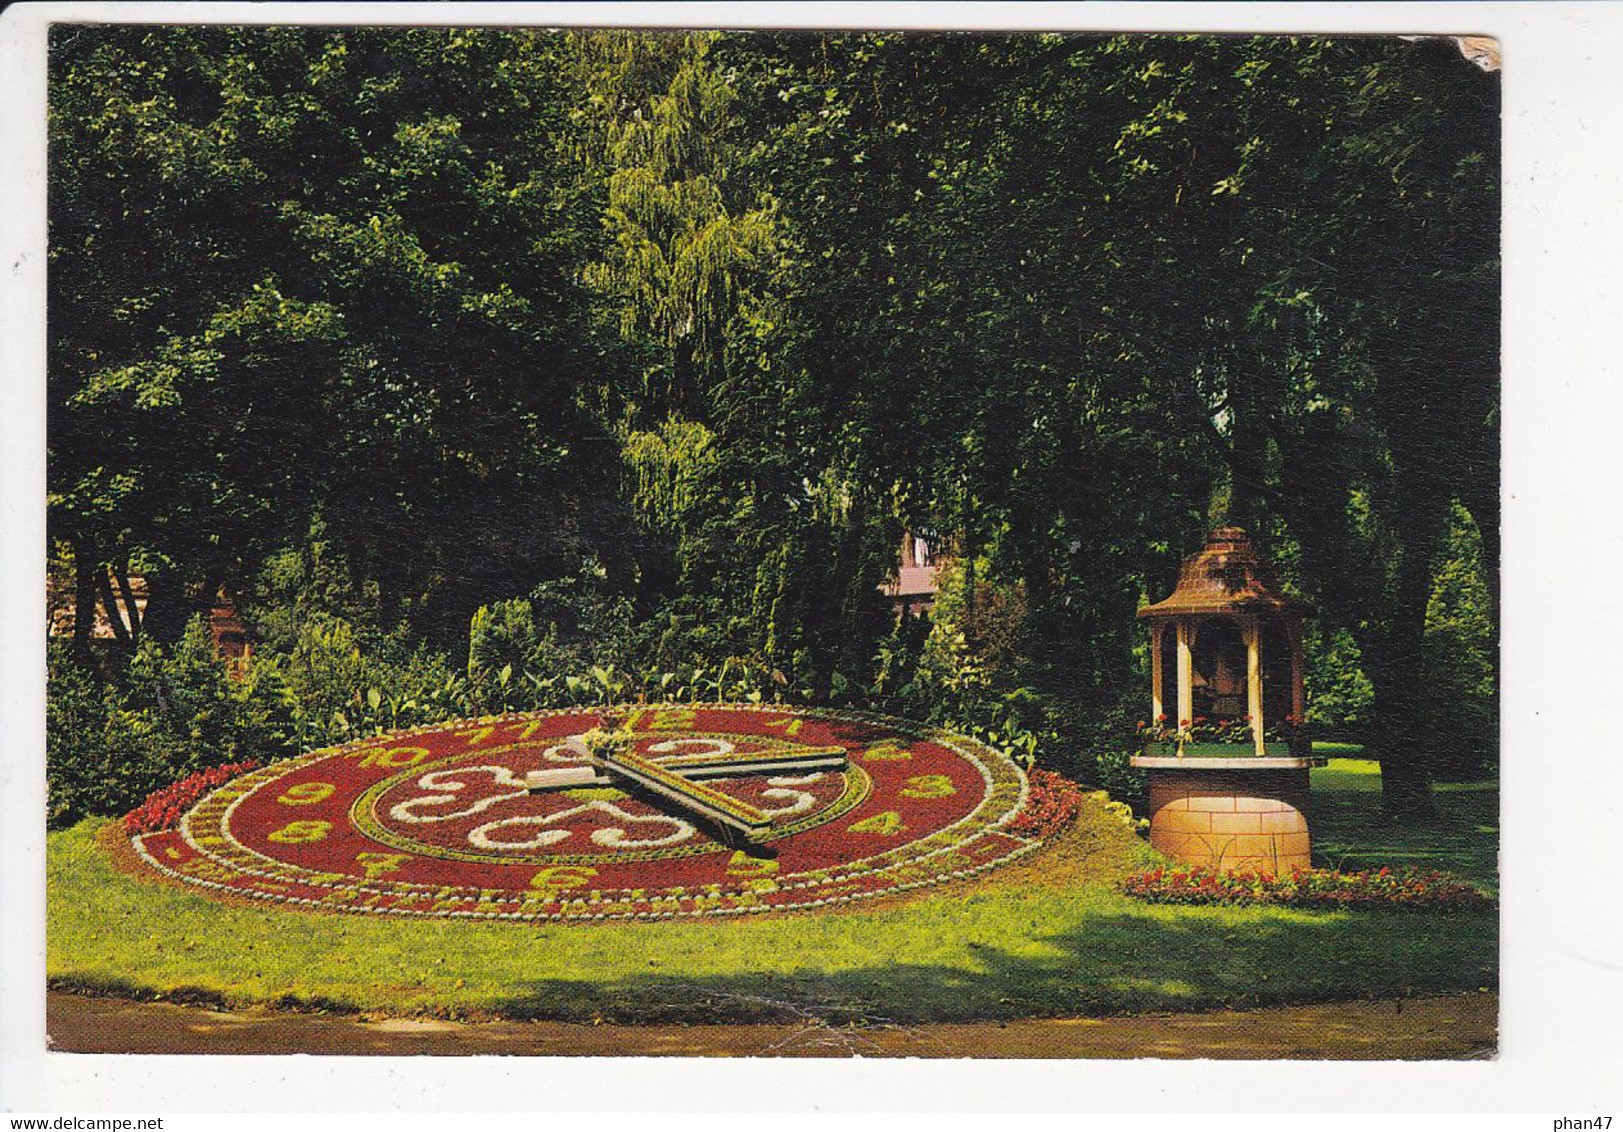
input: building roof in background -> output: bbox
[881,565,939,600]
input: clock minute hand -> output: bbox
[659,745,847,778]
[524,744,847,791]
[523,737,850,841]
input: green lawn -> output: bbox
[1310,758,1500,890]
[47,772,1497,1024]
[1312,741,1369,757]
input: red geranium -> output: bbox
[1006,768,1087,839]
[1121,863,1491,911]
[122,760,261,834]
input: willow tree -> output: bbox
[577,32,895,687]
[581,32,778,419]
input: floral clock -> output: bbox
[126,704,1039,921]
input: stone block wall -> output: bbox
[1145,768,1312,873]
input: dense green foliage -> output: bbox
[46,623,287,826]
[47,28,1497,823]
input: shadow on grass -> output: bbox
[1310,763,1499,888]
[44,972,366,1019]
[480,903,1500,1027]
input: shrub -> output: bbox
[1121,864,1492,910]
[1419,502,1497,778]
[255,616,474,748]
[1057,687,1149,805]
[47,642,124,827]
[247,521,384,655]
[468,597,541,684]
[46,622,288,828]
[1087,747,1149,809]
[1304,624,1375,737]
[465,567,644,712]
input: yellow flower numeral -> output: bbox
[860,741,911,761]
[267,820,332,843]
[848,810,905,836]
[357,746,430,769]
[649,708,696,731]
[530,865,598,890]
[355,852,411,879]
[726,850,780,878]
[763,716,803,738]
[901,774,956,799]
[276,781,336,806]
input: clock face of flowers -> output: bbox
[128,705,1037,921]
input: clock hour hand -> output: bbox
[522,738,849,842]
[597,747,773,839]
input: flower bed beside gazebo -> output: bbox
[1132,526,1325,873]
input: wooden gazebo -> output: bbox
[1132,526,1323,873]
[1137,525,1309,756]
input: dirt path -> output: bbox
[45,990,1495,1059]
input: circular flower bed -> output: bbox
[119,704,1053,923]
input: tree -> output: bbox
[49,27,623,651]
[1269,38,1499,816]
[577,32,899,690]
[728,33,1496,809]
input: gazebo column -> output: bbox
[1288,617,1306,723]
[1175,619,1193,730]
[1150,621,1165,723]
[1244,615,1265,755]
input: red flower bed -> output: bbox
[1006,768,1087,839]
[122,760,261,834]
[1121,864,1492,911]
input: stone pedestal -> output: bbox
[1132,758,1320,873]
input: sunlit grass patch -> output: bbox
[1312,743,1369,759]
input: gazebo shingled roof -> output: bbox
[1137,526,1312,619]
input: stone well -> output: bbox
[1141,764,1313,873]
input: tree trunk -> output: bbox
[1368,504,1443,822]
[112,558,143,643]
[1225,356,1270,532]
[141,567,215,646]
[141,569,177,645]
[1459,483,1500,683]
[94,560,134,652]
[70,532,99,660]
